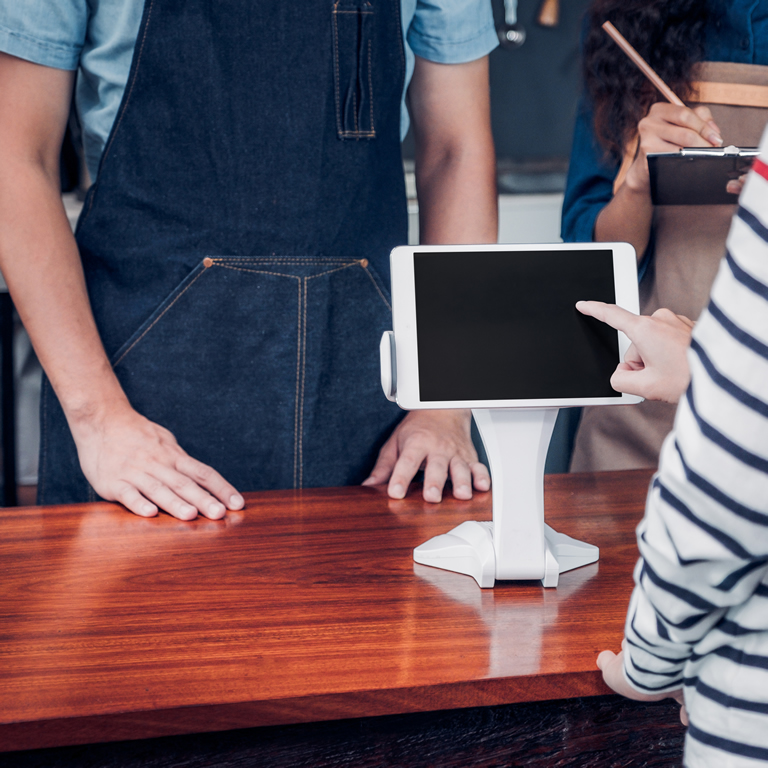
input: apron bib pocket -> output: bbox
[332,1,376,139]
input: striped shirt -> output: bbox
[624,127,768,766]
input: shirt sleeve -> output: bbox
[623,126,768,694]
[407,0,498,64]
[560,95,618,243]
[0,0,88,70]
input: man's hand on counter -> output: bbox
[71,402,244,520]
[362,409,490,503]
[366,56,494,505]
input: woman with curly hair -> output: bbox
[563,0,768,472]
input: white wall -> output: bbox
[408,193,564,246]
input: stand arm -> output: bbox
[472,408,556,580]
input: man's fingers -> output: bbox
[113,482,158,518]
[131,471,200,520]
[175,455,243,511]
[371,410,481,503]
[147,462,228,519]
[387,449,426,500]
[421,451,450,503]
[448,456,473,500]
[362,438,399,486]
[470,461,491,492]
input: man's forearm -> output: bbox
[0,160,130,428]
[415,134,497,244]
[0,52,241,517]
[409,55,497,246]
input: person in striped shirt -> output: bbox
[578,126,768,765]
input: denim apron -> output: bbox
[39,0,407,503]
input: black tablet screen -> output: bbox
[414,249,621,401]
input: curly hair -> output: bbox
[583,0,708,161]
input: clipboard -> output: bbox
[648,146,759,205]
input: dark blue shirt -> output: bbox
[561,0,768,257]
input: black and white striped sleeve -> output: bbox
[623,132,768,695]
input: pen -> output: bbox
[601,21,685,107]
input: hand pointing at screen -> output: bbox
[575,301,694,404]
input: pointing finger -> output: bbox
[576,301,641,335]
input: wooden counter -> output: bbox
[0,470,685,765]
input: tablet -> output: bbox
[385,243,642,410]
[648,146,758,206]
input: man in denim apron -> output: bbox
[0,1,497,518]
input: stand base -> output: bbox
[413,522,598,588]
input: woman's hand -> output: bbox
[727,173,749,197]
[595,103,723,258]
[624,102,723,195]
[576,301,694,403]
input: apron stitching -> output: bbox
[353,81,358,134]
[293,278,302,489]
[332,8,342,137]
[112,268,208,368]
[81,0,156,226]
[211,259,353,264]
[361,264,391,311]
[368,39,375,133]
[215,261,353,268]
[215,266,310,277]
[305,263,361,281]
[299,278,309,490]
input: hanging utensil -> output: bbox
[537,0,560,28]
[497,0,526,49]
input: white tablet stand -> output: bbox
[413,408,599,588]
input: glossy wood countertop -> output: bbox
[0,470,654,752]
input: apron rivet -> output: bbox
[360,258,369,268]
[203,257,214,268]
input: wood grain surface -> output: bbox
[0,470,656,753]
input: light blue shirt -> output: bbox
[0,0,497,180]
